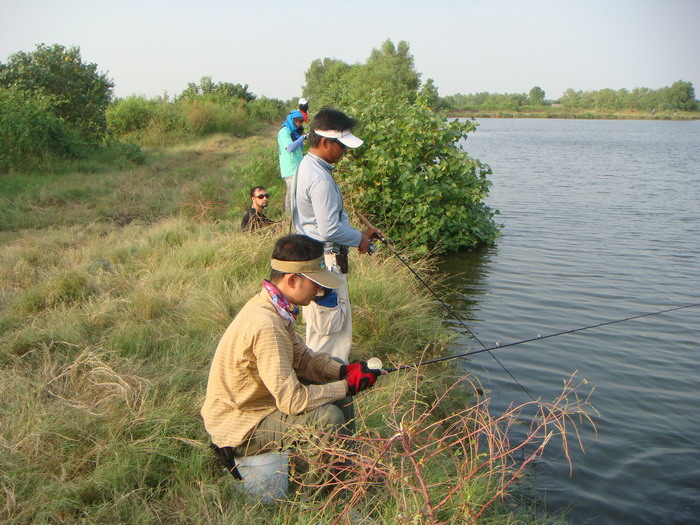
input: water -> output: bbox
[440,119,700,524]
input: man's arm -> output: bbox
[254,323,346,415]
[291,330,344,383]
[241,210,251,232]
[307,177,363,247]
[286,135,305,153]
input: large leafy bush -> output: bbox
[0,44,113,143]
[340,97,500,254]
[0,87,87,172]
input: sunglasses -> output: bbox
[330,138,348,150]
[255,193,270,199]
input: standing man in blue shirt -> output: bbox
[278,110,306,212]
[293,108,383,363]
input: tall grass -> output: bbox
[106,95,286,148]
[0,132,593,523]
[0,133,279,232]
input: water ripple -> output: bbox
[441,119,700,524]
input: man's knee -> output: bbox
[313,403,346,430]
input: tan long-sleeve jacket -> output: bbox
[201,289,347,448]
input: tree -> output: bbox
[302,40,422,109]
[419,78,441,109]
[302,58,355,109]
[663,80,697,111]
[529,86,545,106]
[0,44,114,143]
[176,76,256,104]
[363,40,421,103]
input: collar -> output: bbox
[307,152,335,172]
[261,280,299,323]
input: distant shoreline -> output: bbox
[448,110,700,121]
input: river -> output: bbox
[440,118,700,524]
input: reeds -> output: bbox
[280,370,594,524]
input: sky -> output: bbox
[1,0,699,102]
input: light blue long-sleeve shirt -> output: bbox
[292,153,363,247]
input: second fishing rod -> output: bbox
[355,211,537,401]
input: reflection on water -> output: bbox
[439,245,496,324]
[436,119,700,525]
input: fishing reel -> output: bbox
[367,357,382,370]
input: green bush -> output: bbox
[181,99,250,136]
[0,87,87,172]
[246,96,286,123]
[342,96,500,254]
[0,44,113,144]
[108,95,261,144]
[176,76,256,104]
[106,96,158,135]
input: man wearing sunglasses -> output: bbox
[241,186,280,233]
[292,108,383,363]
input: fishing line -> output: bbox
[385,303,700,373]
[355,211,537,401]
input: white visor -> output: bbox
[314,129,364,149]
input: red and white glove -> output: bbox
[340,362,381,396]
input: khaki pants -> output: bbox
[232,397,355,491]
[284,176,294,212]
[302,254,352,363]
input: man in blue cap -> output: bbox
[278,110,306,212]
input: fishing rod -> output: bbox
[383,303,700,373]
[355,211,537,401]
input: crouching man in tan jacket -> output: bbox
[201,234,382,493]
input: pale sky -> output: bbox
[1,0,699,102]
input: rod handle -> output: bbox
[355,210,389,246]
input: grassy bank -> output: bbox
[0,131,590,523]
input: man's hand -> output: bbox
[358,227,385,254]
[340,362,381,396]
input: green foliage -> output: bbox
[0,43,114,143]
[181,98,250,136]
[419,78,441,109]
[559,80,698,112]
[341,96,500,254]
[303,57,356,109]
[442,91,528,112]
[0,86,87,172]
[176,76,256,104]
[663,80,697,111]
[303,39,424,109]
[106,95,162,136]
[529,86,545,105]
[444,81,699,114]
[107,95,254,145]
[107,82,285,145]
[246,96,286,123]
[363,40,421,102]
[302,40,500,253]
